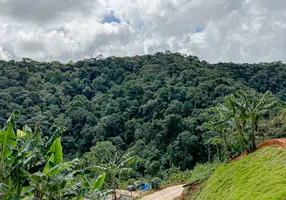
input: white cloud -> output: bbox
[0,0,285,63]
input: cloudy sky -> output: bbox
[0,0,285,63]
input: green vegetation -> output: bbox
[1,53,286,198]
[1,53,286,175]
[150,178,162,189]
[203,90,280,161]
[0,112,111,199]
[193,147,286,200]
[187,162,221,184]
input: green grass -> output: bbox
[193,147,286,200]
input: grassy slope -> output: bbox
[193,147,286,200]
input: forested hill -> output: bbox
[1,52,286,173]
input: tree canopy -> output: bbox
[1,52,285,174]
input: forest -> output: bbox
[1,52,286,199]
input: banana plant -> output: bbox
[87,151,135,200]
[0,112,76,199]
[0,112,109,200]
[64,173,113,200]
[240,90,281,151]
[0,111,30,199]
[28,137,79,200]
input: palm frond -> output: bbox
[0,183,11,197]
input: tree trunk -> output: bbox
[237,122,248,152]
[222,133,230,160]
[250,118,256,152]
[112,174,117,200]
[207,143,211,163]
[216,144,220,161]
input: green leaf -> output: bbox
[46,162,72,177]
[44,137,63,174]
[53,138,63,165]
[0,183,11,197]
[23,125,33,141]
[30,172,46,182]
[91,173,106,190]
[118,156,135,168]
[43,154,54,174]
[0,122,17,160]
[83,175,90,188]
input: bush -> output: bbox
[150,178,162,189]
[187,161,221,184]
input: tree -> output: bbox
[207,90,281,159]
[84,143,135,200]
[239,91,280,151]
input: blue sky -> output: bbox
[103,12,121,24]
[194,27,204,33]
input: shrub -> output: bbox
[150,178,162,189]
[187,161,221,184]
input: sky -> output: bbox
[0,0,285,63]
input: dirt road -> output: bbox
[140,184,184,200]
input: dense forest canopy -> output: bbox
[1,52,285,174]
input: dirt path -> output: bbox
[140,184,184,200]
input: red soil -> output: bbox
[230,138,286,163]
[177,181,200,200]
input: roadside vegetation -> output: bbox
[193,147,286,200]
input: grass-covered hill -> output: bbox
[1,52,286,175]
[192,146,286,200]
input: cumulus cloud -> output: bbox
[0,0,285,63]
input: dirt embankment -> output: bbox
[231,138,286,163]
[177,181,200,200]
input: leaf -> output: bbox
[23,125,33,141]
[46,162,72,177]
[43,154,55,174]
[85,165,108,172]
[117,156,135,168]
[17,129,25,137]
[30,172,46,182]
[48,137,63,165]
[0,183,10,197]
[91,173,106,190]
[83,175,91,188]
[0,122,17,160]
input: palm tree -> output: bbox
[210,90,280,156]
[226,90,280,152]
[243,91,280,152]
[89,151,135,200]
[202,108,233,161]
[215,95,249,153]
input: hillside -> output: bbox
[1,53,286,176]
[190,146,286,200]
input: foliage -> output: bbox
[1,53,286,174]
[0,112,106,199]
[203,90,280,160]
[160,165,191,186]
[150,178,162,189]
[83,141,135,199]
[193,147,286,200]
[187,162,221,184]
